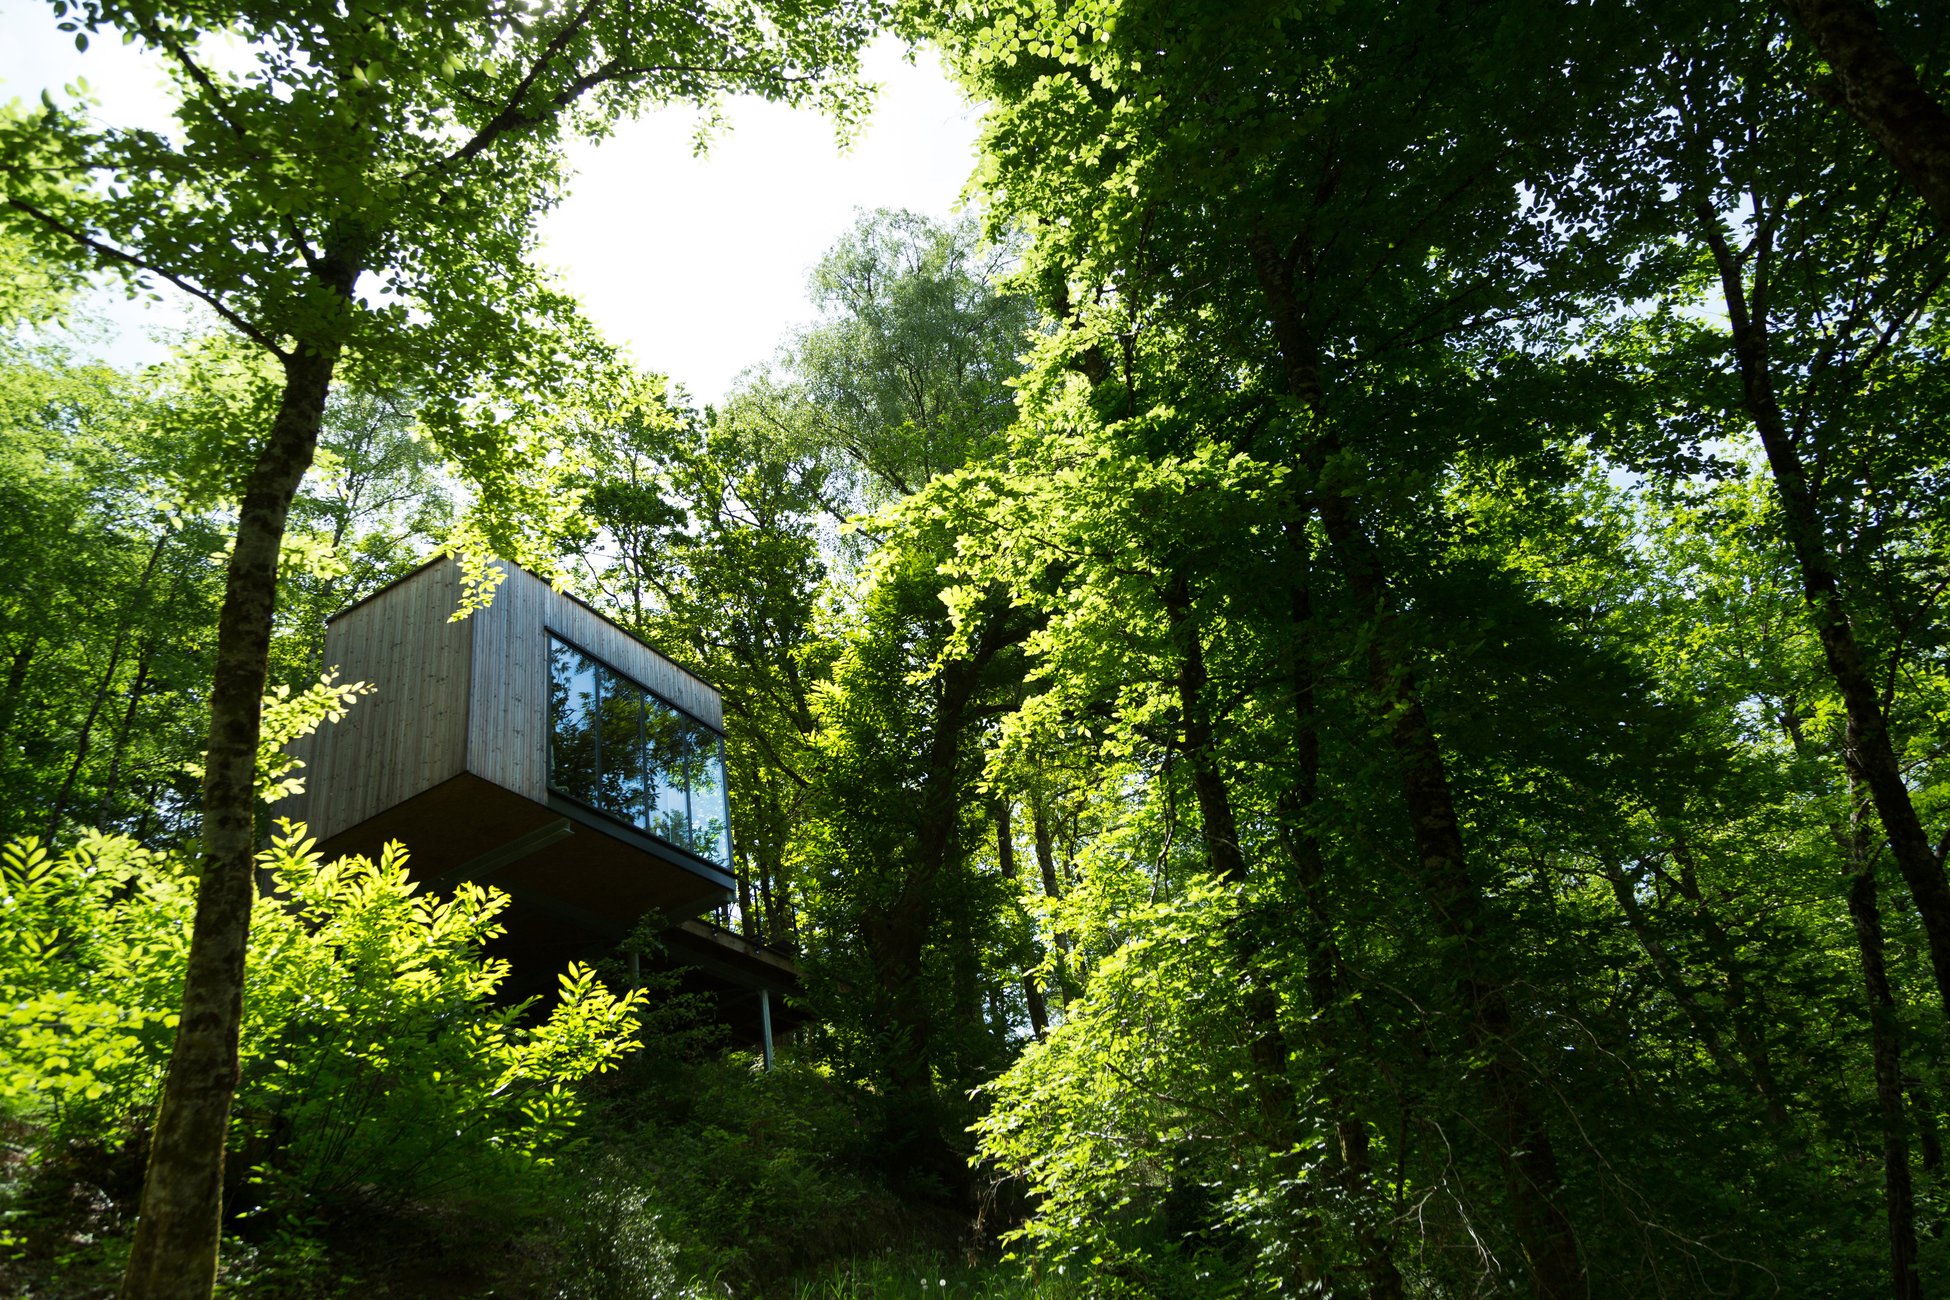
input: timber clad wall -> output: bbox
[292,559,472,841]
[466,563,723,801]
[280,556,797,1020]
[288,557,720,843]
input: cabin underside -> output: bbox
[301,772,802,1025]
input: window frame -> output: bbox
[544,628,732,872]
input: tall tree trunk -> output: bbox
[1278,520,1405,1300]
[47,531,170,838]
[994,799,1049,1037]
[1252,240,1582,1299]
[757,852,781,947]
[1844,765,1925,1300]
[0,634,38,838]
[1161,568,1319,1289]
[1778,0,1950,227]
[1601,855,1791,1124]
[121,294,350,1298]
[1697,206,1950,1026]
[861,604,1021,1195]
[1665,836,1795,1131]
[737,866,757,938]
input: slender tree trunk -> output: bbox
[121,296,350,1297]
[1030,794,1073,1004]
[757,851,780,947]
[1162,570,1297,1115]
[1907,1076,1944,1175]
[0,634,38,838]
[1665,836,1795,1131]
[1698,207,1950,1026]
[98,650,153,826]
[1778,0,1950,227]
[0,634,35,752]
[1603,857,1751,1083]
[867,664,965,1187]
[861,604,1021,1194]
[48,531,170,838]
[994,799,1049,1037]
[1252,240,1582,1299]
[1279,520,1405,1300]
[1844,766,1925,1300]
[737,866,757,938]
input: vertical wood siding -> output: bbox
[466,562,723,803]
[297,560,473,840]
[290,557,721,840]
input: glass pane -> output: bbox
[642,695,690,847]
[593,666,645,824]
[547,639,599,805]
[682,724,731,869]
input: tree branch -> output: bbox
[437,0,610,169]
[4,195,289,359]
[139,23,324,272]
[435,5,819,180]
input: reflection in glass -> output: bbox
[680,719,730,865]
[594,666,645,824]
[643,696,691,848]
[545,634,732,871]
[548,640,599,806]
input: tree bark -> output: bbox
[1252,239,1582,1299]
[1843,766,1925,1300]
[1697,205,1950,1027]
[1030,794,1074,1005]
[121,311,349,1297]
[0,634,38,838]
[0,634,35,754]
[1162,570,1296,1112]
[1603,857,1751,1085]
[860,602,1022,1194]
[1664,836,1795,1131]
[737,865,757,939]
[1778,0,1950,228]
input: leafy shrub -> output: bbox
[0,822,647,1229]
[552,1052,941,1293]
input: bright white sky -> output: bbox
[0,5,985,405]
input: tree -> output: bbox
[1,2,879,1293]
[272,385,458,684]
[569,391,835,949]
[1589,7,1950,1283]
[567,211,1041,1187]
[1777,0,1950,227]
[0,320,231,848]
[916,0,1681,1287]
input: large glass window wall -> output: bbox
[547,634,732,870]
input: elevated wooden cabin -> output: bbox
[284,557,800,1039]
